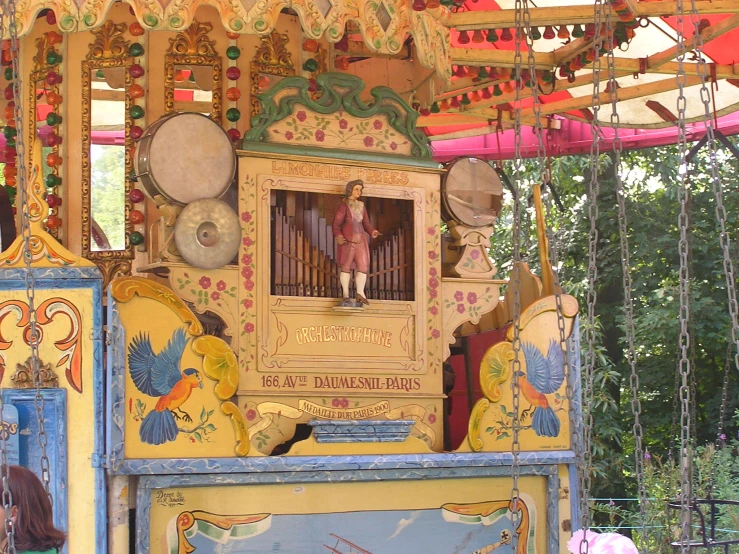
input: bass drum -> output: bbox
[442,157,504,228]
[135,112,236,206]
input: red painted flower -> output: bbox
[245,280,255,291]
[244,267,254,279]
[430,306,438,316]
[428,413,437,424]
[216,280,227,291]
[285,131,294,140]
[315,130,325,142]
[429,288,438,298]
[390,141,398,151]
[373,119,383,130]
[211,291,220,301]
[428,250,437,260]
[243,299,253,309]
[467,292,478,304]
[296,111,307,122]
[429,267,437,277]
[470,249,481,260]
[241,266,250,278]
[243,236,253,247]
[332,398,340,407]
[339,119,348,129]
[199,276,211,289]
[454,290,464,302]
[428,277,439,289]
[427,226,436,236]
[456,303,465,314]
[246,409,257,421]
[340,398,349,408]
[363,136,374,147]
[241,211,252,222]
[431,329,440,339]
[244,322,255,333]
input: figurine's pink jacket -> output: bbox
[332,200,376,265]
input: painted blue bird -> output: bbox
[518,339,565,437]
[128,328,203,445]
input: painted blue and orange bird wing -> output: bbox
[128,328,188,398]
[522,339,565,394]
[522,339,565,437]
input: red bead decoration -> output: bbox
[412,0,426,10]
[4,146,17,159]
[450,96,460,108]
[481,87,492,100]
[558,26,570,39]
[46,152,62,167]
[3,103,13,120]
[4,85,13,101]
[226,66,240,80]
[46,71,62,85]
[45,194,61,208]
[226,31,240,39]
[129,22,145,36]
[307,78,318,92]
[46,10,57,25]
[129,64,144,78]
[226,87,241,101]
[543,25,556,40]
[457,30,470,44]
[46,91,62,106]
[46,31,63,45]
[129,189,145,203]
[129,84,145,99]
[45,215,62,229]
[302,39,319,53]
[426,0,440,8]
[46,132,61,146]
[420,107,431,116]
[130,209,145,224]
[226,128,241,142]
[130,125,144,140]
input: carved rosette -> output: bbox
[250,31,295,118]
[12,358,59,389]
[87,20,130,59]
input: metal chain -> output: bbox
[708,341,732,497]
[673,0,693,545]
[0,6,16,551]
[9,0,52,503]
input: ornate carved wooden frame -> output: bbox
[29,33,63,240]
[80,20,135,287]
[164,20,222,123]
[249,31,295,119]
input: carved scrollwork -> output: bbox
[12,357,59,389]
[167,19,217,55]
[250,31,295,118]
[87,20,130,59]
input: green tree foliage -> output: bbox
[490,139,739,503]
[90,144,126,250]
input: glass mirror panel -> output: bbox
[173,64,213,116]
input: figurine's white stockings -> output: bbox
[356,272,367,299]
[340,271,351,298]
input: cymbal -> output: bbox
[174,198,240,270]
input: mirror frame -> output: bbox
[29,32,63,240]
[80,20,134,285]
[164,20,222,123]
[250,31,295,119]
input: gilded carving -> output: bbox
[249,31,295,118]
[87,20,130,59]
[11,357,59,389]
[164,20,222,122]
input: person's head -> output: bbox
[0,465,65,552]
[344,180,364,200]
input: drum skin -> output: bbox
[442,157,504,228]
[135,113,236,206]
[174,198,241,270]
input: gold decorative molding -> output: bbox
[164,20,222,123]
[11,357,59,389]
[87,20,130,59]
[250,31,295,118]
[192,335,238,400]
[221,401,249,456]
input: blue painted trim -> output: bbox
[106,294,126,474]
[546,472,560,554]
[135,464,561,554]
[2,390,67,553]
[0,267,101,280]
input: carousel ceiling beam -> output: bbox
[519,74,703,118]
[553,37,594,66]
[417,111,546,128]
[426,118,563,142]
[449,0,739,29]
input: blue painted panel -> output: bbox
[2,389,68,554]
[1,404,20,465]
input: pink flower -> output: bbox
[429,267,437,277]
[454,290,464,302]
[363,136,374,147]
[199,277,211,289]
[340,398,349,408]
[429,288,438,298]
[243,236,253,247]
[241,211,252,222]
[456,303,465,314]
[285,131,294,140]
[244,267,254,279]
[390,141,398,151]
[243,299,253,309]
[315,130,325,142]
[427,226,436,236]
[428,413,437,424]
[244,322,255,333]
[296,111,307,122]
[339,119,348,129]
[470,249,481,260]
[428,277,439,289]
[216,280,227,291]
[211,291,220,301]
[241,254,253,266]
[428,250,437,260]
[431,329,440,339]
[244,280,254,291]
[373,119,383,130]
[467,292,478,304]
[430,306,438,316]
[332,398,340,407]
[241,266,250,278]
[246,409,256,421]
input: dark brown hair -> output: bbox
[344,179,364,198]
[0,465,65,552]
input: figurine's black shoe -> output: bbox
[356,294,369,305]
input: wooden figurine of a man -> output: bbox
[332,179,380,307]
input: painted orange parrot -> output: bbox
[128,328,203,445]
[518,339,565,437]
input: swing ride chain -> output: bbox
[9,0,52,505]
[0,3,17,550]
[674,0,694,546]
